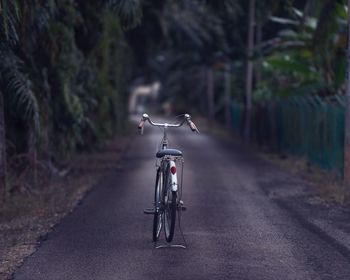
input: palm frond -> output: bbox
[205,0,241,18]
[0,46,40,133]
[19,0,57,50]
[0,0,20,44]
[107,0,142,29]
[162,2,227,53]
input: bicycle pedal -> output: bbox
[143,208,155,214]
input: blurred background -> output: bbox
[0,0,348,195]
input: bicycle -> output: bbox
[139,113,199,245]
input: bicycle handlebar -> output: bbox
[138,113,199,134]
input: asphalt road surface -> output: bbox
[13,120,350,280]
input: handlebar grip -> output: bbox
[138,120,145,129]
[138,120,145,135]
[189,121,199,133]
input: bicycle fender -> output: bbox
[169,161,178,192]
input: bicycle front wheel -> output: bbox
[164,167,177,242]
[153,168,163,242]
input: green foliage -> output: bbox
[0,47,40,134]
[255,1,347,100]
[108,0,142,29]
[47,2,133,155]
[0,0,20,43]
[0,0,136,161]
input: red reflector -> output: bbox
[170,166,176,174]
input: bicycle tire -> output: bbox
[164,166,177,242]
[153,169,163,242]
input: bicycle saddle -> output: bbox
[156,149,183,158]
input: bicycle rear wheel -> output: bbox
[164,166,177,242]
[153,169,163,242]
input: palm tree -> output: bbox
[0,0,42,187]
[0,0,23,195]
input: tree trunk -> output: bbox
[41,94,51,184]
[225,63,231,128]
[207,67,214,124]
[0,92,6,201]
[344,0,350,183]
[27,126,37,188]
[255,20,262,86]
[244,0,255,140]
[41,69,51,163]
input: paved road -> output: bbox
[13,120,350,280]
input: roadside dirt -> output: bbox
[259,152,350,206]
[0,135,130,280]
